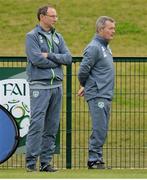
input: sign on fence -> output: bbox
[0,79,30,153]
[0,67,60,154]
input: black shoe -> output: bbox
[26,164,37,172]
[40,164,58,172]
[87,160,105,169]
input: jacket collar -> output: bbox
[94,34,108,47]
[36,24,56,35]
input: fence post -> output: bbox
[66,64,72,168]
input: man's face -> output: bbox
[41,7,58,28]
[100,21,115,41]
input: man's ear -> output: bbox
[40,14,44,20]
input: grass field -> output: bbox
[0,0,147,57]
[0,168,147,179]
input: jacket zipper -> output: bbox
[46,33,55,85]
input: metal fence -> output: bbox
[0,57,147,169]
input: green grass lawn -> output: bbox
[0,168,147,179]
[0,0,147,57]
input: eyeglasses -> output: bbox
[45,14,58,19]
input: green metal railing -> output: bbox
[0,57,147,169]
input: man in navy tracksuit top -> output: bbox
[25,5,72,172]
[78,16,115,169]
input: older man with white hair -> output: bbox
[78,16,116,169]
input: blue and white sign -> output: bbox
[0,105,19,164]
[0,79,30,153]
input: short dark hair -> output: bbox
[37,4,54,21]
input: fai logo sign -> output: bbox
[0,79,30,153]
[3,82,26,96]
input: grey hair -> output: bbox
[96,16,115,33]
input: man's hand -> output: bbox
[42,52,48,58]
[77,86,84,97]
